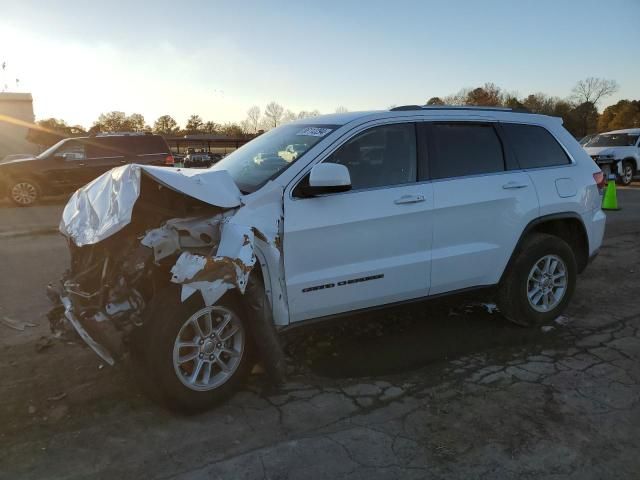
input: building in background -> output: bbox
[0,92,38,159]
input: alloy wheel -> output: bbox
[10,182,38,205]
[526,254,567,313]
[172,305,245,391]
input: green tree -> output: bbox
[202,121,221,134]
[94,111,128,132]
[185,114,204,134]
[426,97,445,105]
[28,118,86,147]
[220,122,244,137]
[565,102,599,138]
[465,83,503,106]
[598,100,640,131]
[127,113,147,132]
[94,111,146,132]
[153,115,179,135]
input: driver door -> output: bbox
[283,122,434,322]
[47,140,90,192]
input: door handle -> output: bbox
[502,181,528,189]
[394,194,425,205]
[75,163,86,167]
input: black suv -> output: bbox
[0,133,175,206]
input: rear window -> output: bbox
[501,123,570,169]
[429,123,505,179]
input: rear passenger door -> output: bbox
[85,137,128,180]
[500,123,575,217]
[425,122,539,295]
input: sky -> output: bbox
[0,0,638,129]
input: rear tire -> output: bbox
[8,178,40,206]
[618,160,635,186]
[139,287,253,413]
[497,233,576,327]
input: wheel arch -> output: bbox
[622,156,638,172]
[501,213,590,282]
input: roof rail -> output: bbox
[93,132,152,137]
[389,105,532,113]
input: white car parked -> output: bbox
[583,128,640,185]
[50,106,606,411]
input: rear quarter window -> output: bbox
[132,136,169,154]
[501,123,570,169]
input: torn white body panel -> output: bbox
[59,159,290,338]
[60,164,242,247]
[137,181,288,323]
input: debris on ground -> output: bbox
[480,303,499,314]
[541,325,555,333]
[47,393,67,402]
[35,336,54,352]
[554,315,571,326]
[1,316,37,331]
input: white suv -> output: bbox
[51,106,606,411]
[583,128,640,185]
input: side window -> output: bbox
[429,123,504,179]
[133,136,169,154]
[56,141,86,161]
[325,123,416,190]
[86,138,122,158]
[501,123,570,169]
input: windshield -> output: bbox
[585,133,639,147]
[211,124,339,193]
[36,139,67,159]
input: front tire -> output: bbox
[8,179,40,206]
[141,288,253,413]
[497,233,576,327]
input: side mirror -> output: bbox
[299,163,352,197]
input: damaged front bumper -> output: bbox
[59,294,115,366]
[49,163,289,367]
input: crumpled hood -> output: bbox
[584,146,633,157]
[60,164,242,246]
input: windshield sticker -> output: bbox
[296,127,332,137]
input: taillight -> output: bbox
[165,154,175,166]
[593,171,605,194]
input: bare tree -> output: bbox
[571,77,619,106]
[264,102,284,128]
[281,109,297,124]
[245,106,261,133]
[426,97,445,105]
[297,110,321,120]
[335,106,349,113]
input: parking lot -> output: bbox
[0,186,639,479]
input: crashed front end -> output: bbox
[48,163,285,367]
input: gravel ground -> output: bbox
[0,188,638,479]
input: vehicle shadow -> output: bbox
[284,294,555,379]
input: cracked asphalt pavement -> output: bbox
[0,187,639,479]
